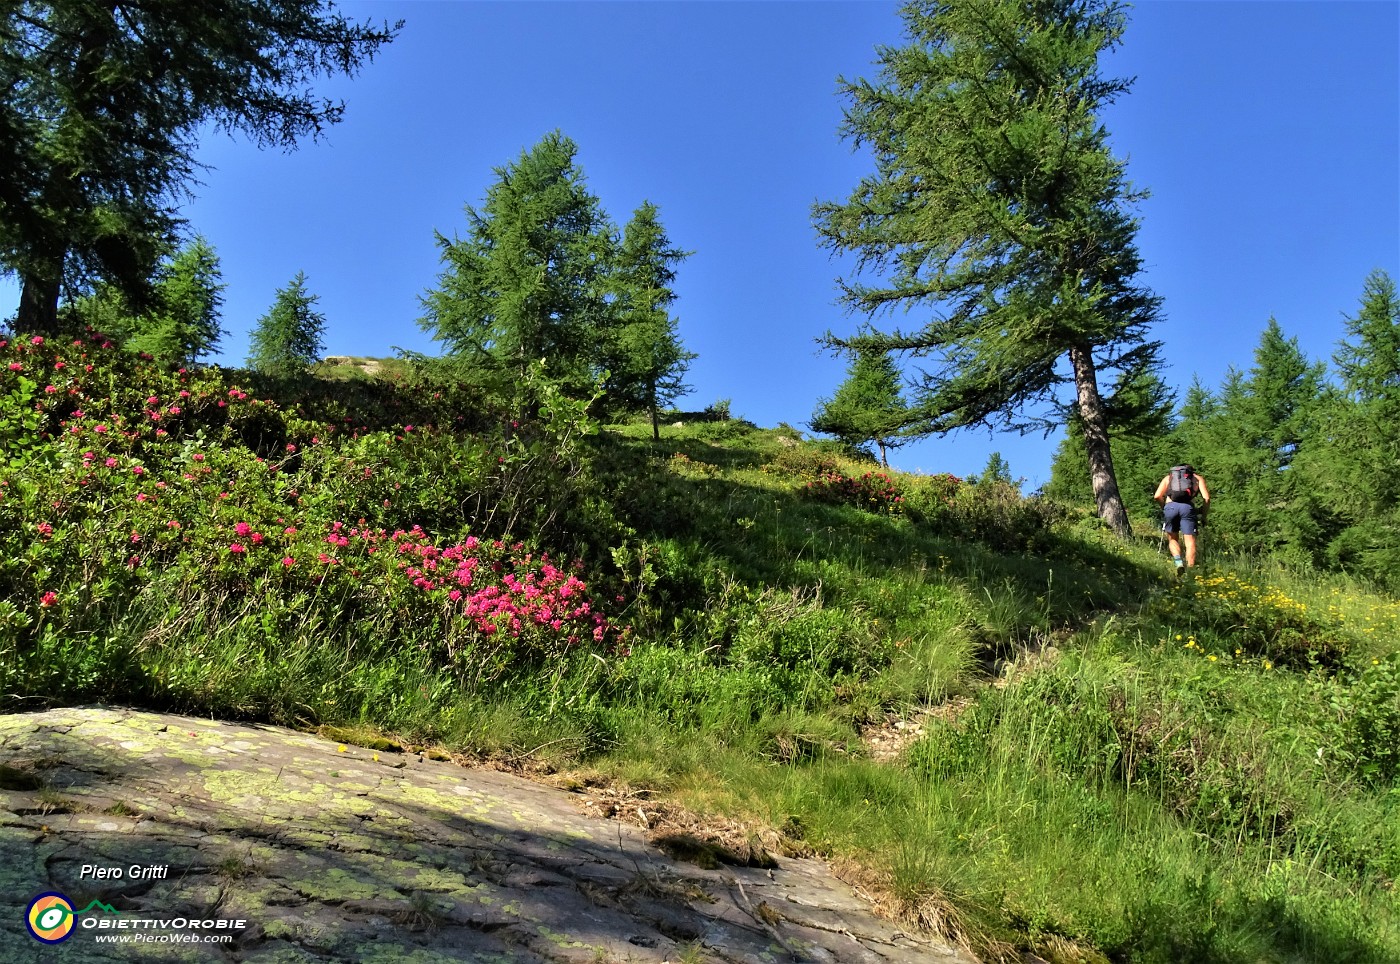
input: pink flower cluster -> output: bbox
[312,523,618,647]
[803,470,905,512]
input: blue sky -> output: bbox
[4,1,1397,489]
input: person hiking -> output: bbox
[1154,464,1210,575]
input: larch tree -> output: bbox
[813,0,1163,537]
[809,349,912,467]
[65,236,226,365]
[602,201,696,438]
[1303,270,1400,580]
[127,236,226,365]
[1045,366,1173,517]
[247,272,328,378]
[419,132,614,407]
[0,1,399,335]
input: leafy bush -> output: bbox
[904,475,1067,553]
[1149,572,1351,668]
[762,445,847,482]
[801,469,904,514]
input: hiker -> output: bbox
[1154,464,1210,574]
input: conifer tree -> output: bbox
[247,272,327,378]
[1,1,399,334]
[72,237,225,365]
[1196,320,1327,559]
[1304,271,1400,581]
[602,202,696,438]
[809,350,912,467]
[813,0,1162,538]
[420,132,613,406]
[127,237,226,365]
[1045,368,1173,517]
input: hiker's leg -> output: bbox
[1180,511,1199,566]
[1164,504,1186,570]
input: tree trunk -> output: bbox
[649,375,660,441]
[877,439,888,468]
[1069,342,1132,537]
[17,261,62,336]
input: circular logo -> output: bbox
[26,892,76,944]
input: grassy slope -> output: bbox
[3,348,1398,963]
[590,421,1400,964]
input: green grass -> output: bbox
[4,342,1399,962]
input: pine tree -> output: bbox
[247,272,327,378]
[129,238,226,365]
[809,350,912,467]
[420,132,614,407]
[602,202,696,438]
[1304,271,1400,582]
[1,2,399,334]
[1195,320,1327,559]
[813,0,1163,537]
[72,237,225,365]
[1045,368,1173,518]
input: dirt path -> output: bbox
[0,707,974,963]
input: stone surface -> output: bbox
[0,707,974,963]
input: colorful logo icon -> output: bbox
[26,892,76,944]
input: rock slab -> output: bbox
[0,707,974,963]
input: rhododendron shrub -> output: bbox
[801,469,905,514]
[0,332,628,704]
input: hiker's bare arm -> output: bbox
[1153,476,1170,502]
[1196,475,1210,503]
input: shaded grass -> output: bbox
[7,412,1400,962]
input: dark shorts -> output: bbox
[1163,500,1197,536]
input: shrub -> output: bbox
[801,469,904,514]
[763,445,847,482]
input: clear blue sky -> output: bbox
[3,1,1396,489]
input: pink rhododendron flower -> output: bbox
[229,543,246,554]
[40,591,57,607]
[234,522,251,537]
[282,556,295,567]
[104,458,117,468]
[37,522,53,536]
[30,336,43,346]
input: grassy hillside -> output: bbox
[3,340,1398,962]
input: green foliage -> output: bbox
[809,349,912,466]
[598,201,696,432]
[124,237,227,364]
[65,237,227,365]
[813,0,1163,536]
[903,474,1068,554]
[0,1,399,332]
[247,272,328,377]
[5,321,1400,963]
[419,131,614,405]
